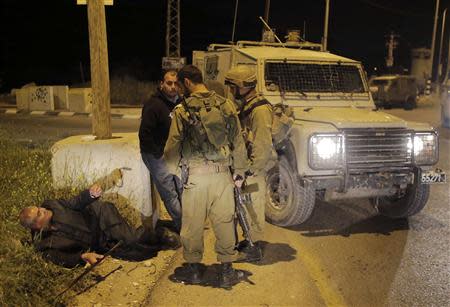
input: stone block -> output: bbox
[50,133,156,221]
[68,88,92,113]
[29,86,55,111]
[15,88,30,111]
[52,85,69,110]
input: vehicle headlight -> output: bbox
[407,132,438,165]
[309,134,344,169]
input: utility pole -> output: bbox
[87,0,112,139]
[385,32,399,68]
[438,8,447,81]
[162,0,184,70]
[431,0,440,82]
[323,0,330,51]
[166,0,180,57]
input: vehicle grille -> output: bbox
[344,128,413,171]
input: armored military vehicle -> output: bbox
[193,40,445,227]
[369,75,418,110]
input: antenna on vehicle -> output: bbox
[231,0,239,43]
[258,16,285,47]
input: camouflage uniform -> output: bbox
[164,91,248,263]
[239,94,277,242]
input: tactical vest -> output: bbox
[181,93,231,160]
[239,95,295,148]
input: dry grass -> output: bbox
[110,75,157,105]
[0,136,93,306]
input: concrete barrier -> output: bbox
[50,133,156,221]
[29,86,55,111]
[68,88,92,113]
[53,85,69,110]
[16,88,30,111]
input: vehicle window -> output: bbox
[265,62,365,93]
[370,79,389,86]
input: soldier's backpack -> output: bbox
[180,93,230,151]
[238,97,295,148]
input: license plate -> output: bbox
[421,170,447,184]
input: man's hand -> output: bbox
[233,174,244,188]
[89,184,103,198]
[81,252,104,265]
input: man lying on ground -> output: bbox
[19,183,180,268]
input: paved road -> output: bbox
[0,113,139,144]
[1,102,449,306]
[147,102,450,307]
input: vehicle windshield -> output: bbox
[370,79,390,86]
[265,62,365,93]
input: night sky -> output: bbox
[0,0,448,91]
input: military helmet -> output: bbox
[224,65,257,88]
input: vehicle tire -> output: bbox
[404,97,416,110]
[265,155,315,226]
[373,173,429,218]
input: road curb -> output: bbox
[0,108,141,119]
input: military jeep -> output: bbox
[193,40,445,226]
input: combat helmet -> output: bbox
[224,65,257,88]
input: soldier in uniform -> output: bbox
[164,65,248,288]
[224,65,277,262]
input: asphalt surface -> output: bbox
[1,102,449,307]
[146,102,450,307]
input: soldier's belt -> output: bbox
[189,164,229,175]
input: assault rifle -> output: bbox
[234,183,259,248]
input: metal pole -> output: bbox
[430,0,440,82]
[231,0,239,43]
[323,0,330,51]
[438,8,447,81]
[263,0,270,23]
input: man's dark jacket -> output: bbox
[139,88,179,158]
[34,190,155,268]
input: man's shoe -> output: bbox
[235,245,263,263]
[156,227,181,249]
[236,239,250,252]
[218,262,244,289]
[185,263,202,284]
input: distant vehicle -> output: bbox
[369,75,418,110]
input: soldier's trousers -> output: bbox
[181,171,237,263]
[242,174,267,242]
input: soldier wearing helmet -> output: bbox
[225,65,277,263]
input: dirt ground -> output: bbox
[69,194,180,307]
[70,249,178,307]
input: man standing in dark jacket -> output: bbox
[139,70,182,232]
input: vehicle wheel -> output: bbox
[372,174,429,218]
[404,97,416,110]
[265,156,315,226]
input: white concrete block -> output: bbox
[68,88,92,113]
[15,88,30,111]
[29,86,55,111]
[50,133,154,218]
[52,85,69,110]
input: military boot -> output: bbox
[218,262,244,289]
[235,241,263,263]
[184,263,202,284]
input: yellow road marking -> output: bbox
[299,248,348,307]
